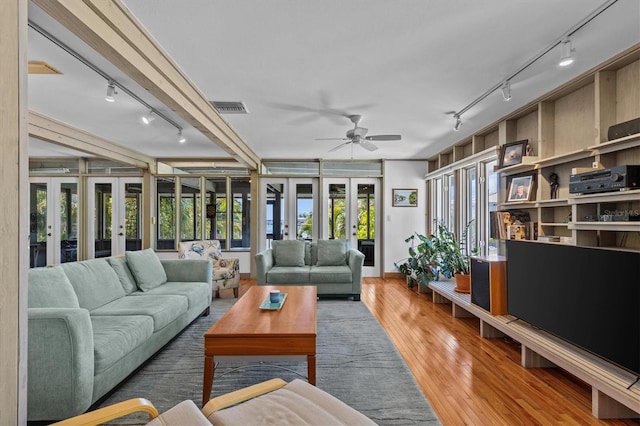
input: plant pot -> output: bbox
[454,273,471,294]
[406,276,417,289]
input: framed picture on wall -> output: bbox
[392,188,417,207]
[507,175,535,202]
[499,139,528,168]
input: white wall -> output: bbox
[383,161,428,274]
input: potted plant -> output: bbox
[394,232,440,291]
[432,221,476,293]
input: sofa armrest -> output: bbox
[254,249,273,285]
[161,259,213,283]
[348,248,365,292]
[28,308,95,421]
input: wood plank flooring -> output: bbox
[233,278,639,425]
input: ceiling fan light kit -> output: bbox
[318,114,401,153]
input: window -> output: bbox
[463,166,477,252]
[205,178,227,247]
[484,159,499,256]
[231,177,251,249]
[156,177,176,250]
[180,177,201,241]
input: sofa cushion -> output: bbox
[106,257,138,294]
[28,266,80,309]
[272,240,306,267]
[125,249,167,291]
[90,294,188,331]
[91,315,154,374]
[309,265,353,283]
[267,266,310,284]
[207,379,376,426]
[130,281,209,310]
[61,259,125,311]
[316,239,347,266]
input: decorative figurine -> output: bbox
[525,143,534,156]
[549,172,559,199]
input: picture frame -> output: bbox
[392,188,417,207]
[499,139,528,168]
[506,174,535,202]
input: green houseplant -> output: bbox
[395,232,440,289]
[432,221,476,293]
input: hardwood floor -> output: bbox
[233,279,639,425]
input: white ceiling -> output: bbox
[27,0,640,164]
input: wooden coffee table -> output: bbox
[202,285,317,405]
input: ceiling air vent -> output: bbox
[210,101,249,114]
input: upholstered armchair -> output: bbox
[178,240,239,298]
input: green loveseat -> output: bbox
[27,249,212,421]
[255,240,364,300]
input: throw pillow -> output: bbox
[125,248,168,291]
[316,239,347,266]
[272,240,306,267]
[107,256,138,294]
[28,266,79,309]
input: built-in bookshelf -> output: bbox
[429,45,640,251]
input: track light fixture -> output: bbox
[142,110,156,125]
[105,80,116,102]
[559,38,575,67]
[178,129,186,144]
[501,80,511,101]
[453,114,462,132]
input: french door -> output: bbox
[87,177,143,258]
[260,178,317,250]
[29,177,79,267]
[322,178,380,277]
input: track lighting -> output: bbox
[453,115,462,132]
[142,110,156,125]
[559,38,574,67]
[178,129,186,144]
[501,81,511,101]
[105,80,116,102]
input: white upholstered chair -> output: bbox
[51,379,376,426]
[177,240,239,298]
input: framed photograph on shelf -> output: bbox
[507,175,535,202]
[392,188,417,207]
[499,139,528,168]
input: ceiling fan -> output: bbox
[316,115,401,152]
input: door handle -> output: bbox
[118,233,124,236]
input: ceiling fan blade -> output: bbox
[359,141,379,151]
[365,134,401,141]
[329,142,351,152]
[316,137,349,141]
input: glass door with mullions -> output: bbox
[87,177,142,258]
[260,178,317,250]
[322,178,379,277]
[29,177,79,267]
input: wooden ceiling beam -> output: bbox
[29,111,157,173]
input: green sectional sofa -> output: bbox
[27,249,212,421]
[255,239,364,300]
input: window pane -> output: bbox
[327,184,346,239]
[357,183,375,266]
[125,183,142,251]
[59,182,78,263]
[485,160,499,256]
[180,177,201,241]
[296,183,313,240]
[205,178,227,247]
[157,177,176,250]
[231,177,250,249]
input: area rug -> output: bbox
[98,299,441,425]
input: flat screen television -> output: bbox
[506,240,640,377]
